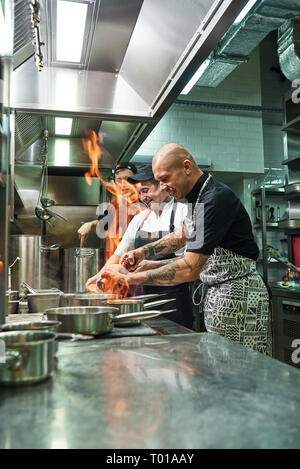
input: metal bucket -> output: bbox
[63,248,100,293]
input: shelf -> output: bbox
[282,155,300,166]
[284,182,300,200]
[254,223,283,230]
[257,258,279,263]
[281,116,300,132]
[277,219,300,230]
[252,187,285,196]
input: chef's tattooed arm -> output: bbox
[131,251,210,286]
[142,225,187,258]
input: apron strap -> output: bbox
[158,199,177,239]
[170,199,177,233]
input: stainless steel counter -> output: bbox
[1,331,300,449]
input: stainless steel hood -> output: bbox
[11,0,249,165]
[9,0,250,246]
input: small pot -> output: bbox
[0,321,94,342]
[0,330,56,386]
[107,298,175,325]
[6,290,19,301]
[45,306,162,336]
[1,321,62,333]
[60,293,117,307]
[27,292,62,313]
[6,300,19,315]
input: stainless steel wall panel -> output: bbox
[12,57,150,118]
[120,0,216,106]
[87,0,144,73]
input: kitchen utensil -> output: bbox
[40,197,55,208]
[268,207,275,223]
[61,292,119,307]
[60,293,169,308]
[0,321,94,341]
[63,248,100,293]
[8,257,20,299]
[6,300,19,315]
[27,292,62,313]
[44,306,162,336]
[6,290,19,301]
[0,330,56,386]
[277,206,281,222]
[107,298,176,325]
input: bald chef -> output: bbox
[100,144,271,353]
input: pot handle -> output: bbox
[0,350,23,370]
[144,298,176,309]
[113,310,177,323]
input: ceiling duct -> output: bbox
[194,0,300,88]
[278,16,300,81]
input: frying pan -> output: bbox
[1,321,94,341]
[44,306,165,336]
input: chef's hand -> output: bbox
[120,248,145,271]
[85,269,106,292]
[98,265,131,290]
[133,260,161,273]
[78,222,93,248]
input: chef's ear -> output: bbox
[183,159,192,175]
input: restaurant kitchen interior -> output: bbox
[1,0,300,450]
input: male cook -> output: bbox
[77,162,137,249]
[86,164,194,329]
[100,143,271,353]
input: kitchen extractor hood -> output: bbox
[11,0,250,166]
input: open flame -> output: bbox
[82,129,141,298]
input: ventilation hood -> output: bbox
[11,0,251,167]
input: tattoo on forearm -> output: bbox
[142,230,186,259]
[156,255,184,268]
[146,259,180,286]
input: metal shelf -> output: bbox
[252,187,285,196]
[284,182,300,200]
[254,222,283,230]
[277,219,300,230]
[281,115,300,132]
[282,154,300,166]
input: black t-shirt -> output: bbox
[185,172,259,261]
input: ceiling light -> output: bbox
[56,0,88,62]
[233,0,258,24]
[180,59,210,95]
[55,117,73,135]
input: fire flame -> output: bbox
[83,129,141,298]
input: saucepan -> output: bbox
[106,298,176,325]
[0,321,94,341]
[60,292,165,307]
[44,306,166,336]
[0,330,56,386]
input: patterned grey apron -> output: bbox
[189,173,271,354]
[199,247,270,354]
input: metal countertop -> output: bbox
[1,330,300,449]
